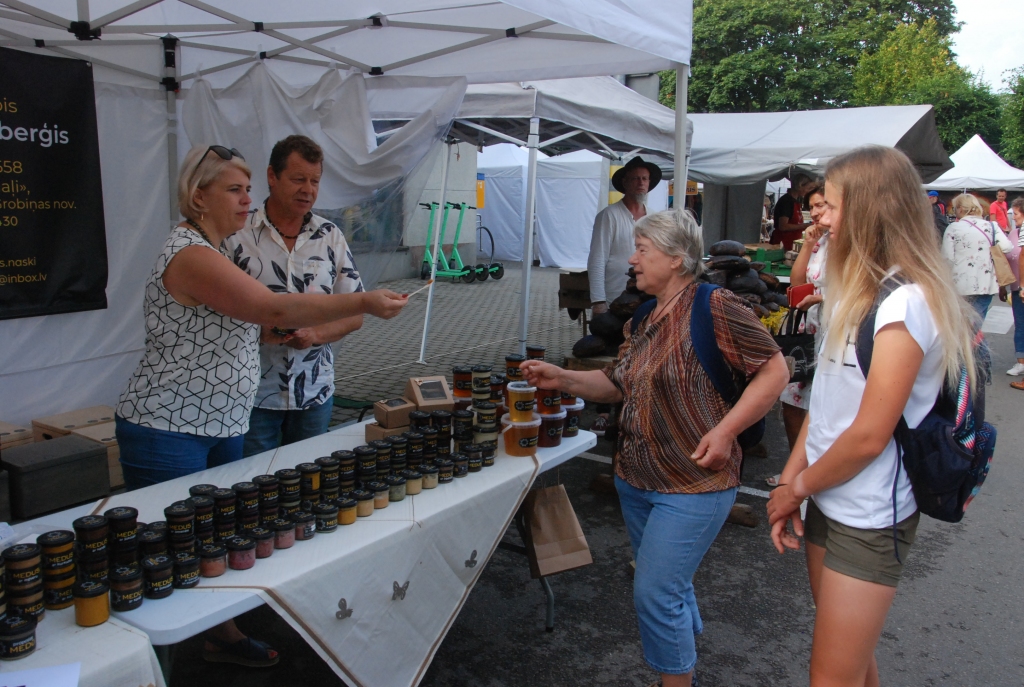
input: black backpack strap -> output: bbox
[690,283,741,404]
[630,298,658,336]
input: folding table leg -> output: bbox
[154,643,174,685]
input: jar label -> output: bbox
[217,505,236,517]
[13,599,44,615]
[547,427,562,437]
[472,378,490,390]
[260,488,280,501]
[81,539,107,552]
[112,588,143,607]
[506,367,523,378]
[455,379,472,390]
[514,400,535,412]
[10,567,41,583]
[147,576,172,594]
[542,396,560,407]
[44,586,73,605]
[44,551,74,568]
[169,522,193,534]
[567,417,580,428]
[196,512,213,526]
[113,528,138,544]
[281,483,301,496]
[316,517,338,530]
[303,523,316,538]
[0,635,36,658]
[518,436,539,448]
[176,569,200,586]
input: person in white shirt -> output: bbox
[224,135,366,457]
[766,146,979,687]
[941,193,1013,320]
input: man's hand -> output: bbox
[284,328,318,350]
[591,302,608,315]
[261,327,293,345]
[363,290,408,319]
[520,360,563,390]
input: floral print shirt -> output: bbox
[224,204,364,411]
[942,218,1013,296]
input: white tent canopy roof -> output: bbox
[452,76,689,163]
[924,135,1024,191]
[0,0,690,86]
[687,104,952,185]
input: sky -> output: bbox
[951,0,1021,90]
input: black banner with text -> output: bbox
[0,47,107,320]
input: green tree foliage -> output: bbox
[1001,69,1024,168]
[658,0,958,112]
[852,20,1002,151]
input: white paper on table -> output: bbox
[0,662,80,687]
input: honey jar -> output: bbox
[72,515,108,557]
[232,482,261,516]
[164,501,196,541]
[501,413,541,456]
[368,481,390,509]
[313,503,339,533]
[419,464,439,489]
[271,519,295,549]
[249,528,275,558]
[535,387,562,415]
[315,456,340,490]
[198,544,227,577]
[211,489,237,523]
[4,544,42,592]
[453,365,473,398]
[526,344,546,360]
[401,469,423,495]
[172,552,201,588]
[336,498,358,525]
[506,382,537,421]
[189,484,218,498]
[226,537,256,570]
[563,398,585,438]
[408,410,431,430]
[109,565,144,611]
[538,410,566,447]
[351,490,375,517]
[296,463,322,494]
[73,580,110,627]
[36,531,74,577]
[0,614,36,660]
[471,364,492,392]
[42,571,75,610]
[505,354,526,382]
[103,507,139,551]
[141,555,173,599]
[435,458,454,484]
[275,469,301,502]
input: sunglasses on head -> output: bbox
[195,145,244,172]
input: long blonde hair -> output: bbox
[822,146,976,390]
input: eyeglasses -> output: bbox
[193,145,244,173]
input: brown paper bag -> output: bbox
[522,484,593,578]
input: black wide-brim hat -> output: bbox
[612,156,662,194]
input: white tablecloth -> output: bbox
[0,608,165,687]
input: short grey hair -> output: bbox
[177,145,251,220]
[633,208,705,277]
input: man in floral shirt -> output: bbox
[225,135,364,457]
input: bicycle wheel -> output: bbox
[475,263,489,281]
[489,262,505,280]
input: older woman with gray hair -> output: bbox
[523,209,788,687]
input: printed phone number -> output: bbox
[0,160,23,174]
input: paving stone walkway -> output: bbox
[330,264,587,425]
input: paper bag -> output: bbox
[522,484,593,578]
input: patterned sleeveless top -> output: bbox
[117,227,260,437]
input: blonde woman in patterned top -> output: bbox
[523,209,787,687]
[116,144,408,667]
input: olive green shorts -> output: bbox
[804,499,920,588]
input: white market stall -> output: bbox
[687,104,953,244]
[924,134,1024,192]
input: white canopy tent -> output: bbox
[924,134,1024,192]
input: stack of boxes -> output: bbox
[365,375,455,442]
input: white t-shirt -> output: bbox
[805,284,944,529]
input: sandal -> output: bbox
[1012,380,1024,391]
[766,474,781,487]
[590,415,608,436]
[203,635,280,668]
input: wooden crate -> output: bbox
[0,421,33,451]
[71,422,123,490]
[32,405,116,442]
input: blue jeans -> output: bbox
[1011,290,1024,357]
[965,294,993,321]
[615,476,736,675]
[242,399,334,458]
[115,415,244,491]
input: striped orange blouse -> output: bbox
[608,284,780,494]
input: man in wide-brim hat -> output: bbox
[585,155,661,436]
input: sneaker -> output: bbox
[1007,363,1024,376]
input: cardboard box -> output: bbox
[2,434,110,519]
[32,405,116,442]
[71,422,123,491]
[404,376,454,412]
[365,422,410,443]
[373,398,416,429]
[0,421,33,450]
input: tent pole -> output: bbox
[162,35,179,223]
[517,117,540,356]
[418,140,453,364]
[674,63,690,198]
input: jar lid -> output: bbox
[367,440,392,449]
[564,398,586,411]
[74,579,109,598]
[400,469,422,480]
[490,374,506,384]
[461,443,481,452]
[76,548,109,563]
[248,527,274,541]
[474,402,496,411]
[471,364,492,373]
[296,462,321,474]
[231,481,258,493]
[526,344,546,352]
[421,426,438,436]
[418,463,439,474]
[384,435,407,446]
[385,475,406,486]
[453,409,474,419]
[270,518,294,532]
[289,511,315,524]
[274,469,300,480]
[451,453,468,463]
[401,431,424,441]
[72,515,108,531]
[103,507,139,522]
[164,501,195,518]
[139,530,166,544]
[173,552,199,566]
[141,554,173,571]
[349,489,373,501]
[353,445,377,456]
[110,563,142,581]
[36,530,74,547]
[434,458,454,468]
[43,569,76,584]
[500,412,542,428]
[225,537,256,551]
[312,503,338,515]
[365,481,389,492]
[8,582,42,597]
[211,488,236,500]
[252,474,279,487]
[198,544,227,558]
[147,521,168,534]
[331,450,357,461]
[189,484,218,497]
[188,495,214,509]
[541,410,568,420]
[334,497,357,509]
[3,543,41,561]
[505,354,526,362]
[315,455,340,468]
[0,614,36,636]
[430,409,452,418]
[453,365,472,373]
